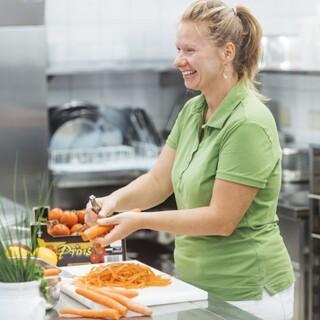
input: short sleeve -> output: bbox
[216,122,280,189]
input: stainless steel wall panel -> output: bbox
[0,26,47,206]
[0,0,44,26]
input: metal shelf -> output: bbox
[311,233,320,240]
[259,69,320,76]
[309,194,320,200]
[46,59,176,76]
[46,60,320,77]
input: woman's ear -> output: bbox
[223,42,236,63]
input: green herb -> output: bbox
[0,163,52,283]
[0,201,42,282]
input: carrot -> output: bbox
[81,208,141,241]
[89,287,152,316]
[77,283,138,298]
[81,225,114,241]
[105,287,138,298]
[43,268,61,277]
[60,307,120,320]
[75,287,127,316]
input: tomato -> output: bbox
[92,243,105,257]
[60,210,78,228]
[70,223,83,234]
[77,210,85,224]
[48,208,63,221]
[89,253,103,264]
[48,223,70,236]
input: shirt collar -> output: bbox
[192,81,250,129]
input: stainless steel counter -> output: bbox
[46,291,261,320]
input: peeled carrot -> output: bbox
[81,208,141,241]
[78,283,138,298]
[89,287,152,316]
[75,287,127,316]
[60,307,120,320]
[104,287,138,298]
[44,268,61,277]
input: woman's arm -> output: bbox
[143,178,258,235]
[87,145,176,218]
[112,144,176,211]
[96,178,258,246]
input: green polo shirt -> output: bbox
[166,81,294,301]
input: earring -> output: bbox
[223,66,228,80]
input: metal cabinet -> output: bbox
[278,200,309,320]
[308,144,320,320]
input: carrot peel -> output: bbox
[73,262,171,289]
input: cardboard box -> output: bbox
[31,206,126,266]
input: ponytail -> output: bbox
[234,5,262,82]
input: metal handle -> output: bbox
[89,194,101,214]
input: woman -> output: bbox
[86,1,294,319]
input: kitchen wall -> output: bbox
[46,0,190,130]
[46,0,319,64]
[46,0,320,143]
[261,73,320,145]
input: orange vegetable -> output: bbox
[70,223,83,234]
[75,287,127,316]
[44,268,61,277]
[48,223,70,236]
[73,262,171,289]
[76,283,138,298]
[81,208,141,241]
[89,287,152,316]
[81,224,114,241]
[60,210,78,228]
[77,209,86,224]
[48,208,63,221]
[60,307,120,320]
[104,287,138,298]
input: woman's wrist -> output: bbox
[138,211,151,230]
[106,193,119,211]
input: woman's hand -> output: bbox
[85,195,118,226]
[94,211,144,247]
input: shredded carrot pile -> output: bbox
[74,262,171,289]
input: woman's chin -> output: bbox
[184,80,199,91]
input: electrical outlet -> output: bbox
[308,110,320,130]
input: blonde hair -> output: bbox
[181,0,264,97]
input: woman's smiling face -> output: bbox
[174,21,225,93]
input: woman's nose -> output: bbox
[174,54,187,68]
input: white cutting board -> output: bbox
[61,260,207,308]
